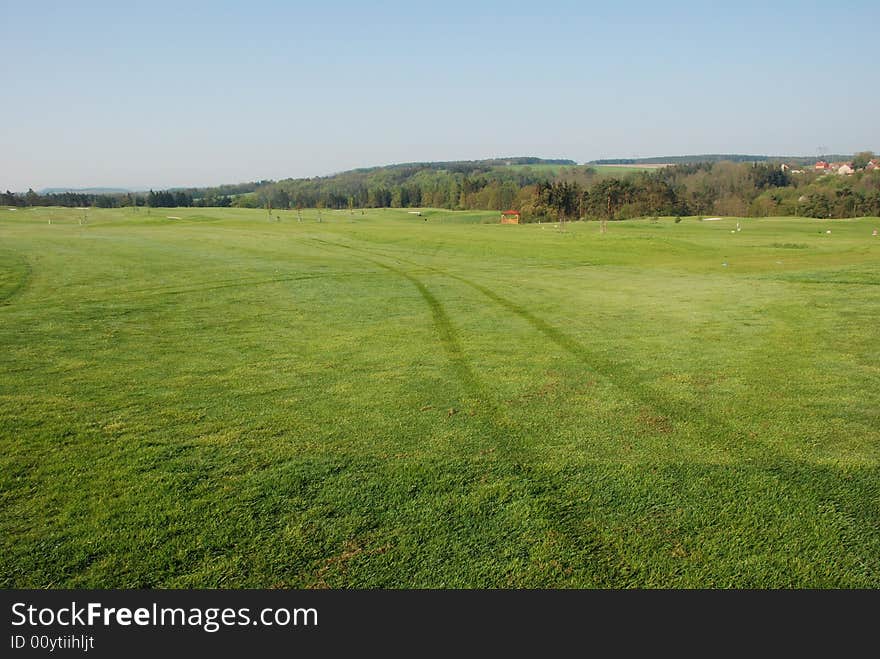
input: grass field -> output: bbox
[590,164,668,176]
[2,206,879,587]
[503,164,661,177]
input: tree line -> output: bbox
[590,153,856,166]
[3,155,878,219]
[239,158,878,221]
[0,181,264,209]
[523,160,879,222]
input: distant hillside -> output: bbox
[332,157,576,176]
[7,151,879,220]
[40,187,132,195]
[232,157,584,210]
[590,154,855,166]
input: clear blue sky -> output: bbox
[2,0,877,190]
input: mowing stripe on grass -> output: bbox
[123,273,367,299]
[309,236,762,461]
[0,250,32,306]
[370,260,481,396]
[305,237,539,461]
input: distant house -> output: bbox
[866,159,880,171]
[814,160,831,171]
[837,163,855,175]
[500,210,520,224]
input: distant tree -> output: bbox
[751,163,789,189]
[447,178,460,209]
[548,181,579,229]
[852,151,875,170]
[269,189,289,210]
[590,179,634,232]
[802,192,832,218]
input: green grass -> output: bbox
[2,207,879,587]
[503,164,657,178]
[500,164,580,176]
[500,164,659,177]
[590,164,665,176]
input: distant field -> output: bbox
[503,163,662,177]
[502,163,584,176]
[591,164,669,175]
[2,207,879,587]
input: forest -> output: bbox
[3,154,878,220]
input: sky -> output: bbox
[2,0,878,190]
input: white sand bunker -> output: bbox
[166,216,182,220]
[702,217,723,221]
